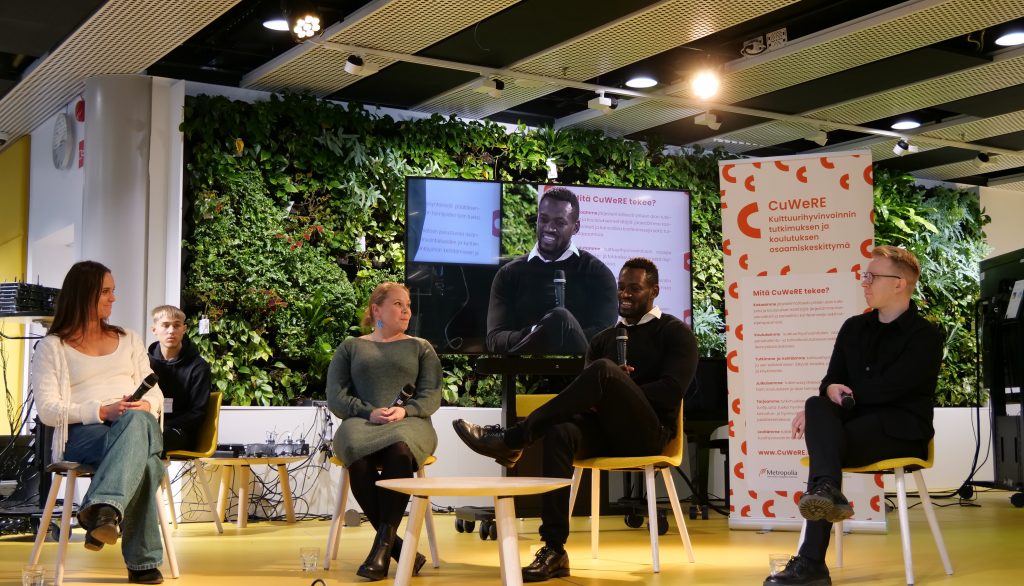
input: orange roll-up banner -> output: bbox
[719,151,884,532]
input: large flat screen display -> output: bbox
[406,177,692,355]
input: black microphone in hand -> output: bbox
[553,270,566,308]
[840,394,856,410]
[392,383,415,407]
[129,373,160,402]
[615,327,628,367]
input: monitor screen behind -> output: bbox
[406,178,692,354]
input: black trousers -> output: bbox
[162,426,196,453]
[799,395,929,562]
[346,442,417,531]
[510,307,588,355]
[519,359,668,548]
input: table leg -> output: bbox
[494,496,522,586]
[394,496,428,586]
[217,465,230,522]
[276,464,296,523]
[238,465,251,528]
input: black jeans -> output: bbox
[799,395,929,562]
[519,359,668,548]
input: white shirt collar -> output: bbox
[527,240,579,263]
[618,306,662,326]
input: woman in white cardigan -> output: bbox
[33,260,166,585]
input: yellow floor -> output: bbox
[3,490,1021,585]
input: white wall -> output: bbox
[979,186,1024,258]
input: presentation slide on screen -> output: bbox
[410,179,500,265]
[551,184,693,320]
[740,272,861,489]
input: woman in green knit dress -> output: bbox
[327,282,442,581]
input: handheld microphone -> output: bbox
[129,373,160,402]
[615,327,628,367]
[392,383,415,407]
[840,394,856,410]
[553,270,566,308]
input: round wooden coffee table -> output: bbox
[378,476,571,586]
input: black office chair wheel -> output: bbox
[652,514,668,535]
[464,520,475,533]
[688,505,698,520]
[624,514,644,529]
[479,520,494,540]
[1011,492,1024,508]
[455,519,465,533]
[489,521,498,540]
[701,506,709,520]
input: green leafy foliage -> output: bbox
[181,94,988,407]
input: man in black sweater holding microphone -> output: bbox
[485,187,617,355]
[455,257,698,582]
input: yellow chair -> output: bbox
[567,400,695,573]
[798,441,952,585]
[323,454,440,570]
[28,461,180,585]
[161,391,224,534]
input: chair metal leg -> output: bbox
[642,466,661,572]
[324,467,348,570]
[156,484,180,578]
[30,473,62,565]
[590,469,600,559]
[416,466,441,568]
[660,467,694,562]
[161,463,178,529]
[913,470,953,575]
[894,467,915,585]
[192,461,223,534]
[567,467,583,524]
[54,471,78,586]
[835,520,844,567]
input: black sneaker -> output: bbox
[798,480,853,523]
[522,546,570,582]
[763,555,831,586]
[452,420,523,468]
[127,568,164,584]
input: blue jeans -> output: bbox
[64,410,165,570]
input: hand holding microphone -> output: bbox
[615,327,634,374]
[129,373,160,402]
[373,384,416,424]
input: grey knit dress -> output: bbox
[327,336,442,468]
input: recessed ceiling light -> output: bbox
[996,31,1024,46]
[625,76,657,89]
[891,120,920,130]
[263,19,289,31]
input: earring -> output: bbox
[376,319,384,330]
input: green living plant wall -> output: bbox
[180,92,987,408]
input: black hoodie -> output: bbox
[148,335,212,436]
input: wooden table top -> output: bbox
[377,476,570,497]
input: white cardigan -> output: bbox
[32,329,163,462]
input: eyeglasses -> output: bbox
[859,271,903,284]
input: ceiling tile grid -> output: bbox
[914,152,1024,180]
[0,0,239,139]
[243,0,517,95]
[419,0,795,118]
[564,100,703,138]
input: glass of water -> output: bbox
[22,565,45,586]
[300,547,319,571]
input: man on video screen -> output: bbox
[486,187,617,354]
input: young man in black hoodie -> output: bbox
[149,305,211,453]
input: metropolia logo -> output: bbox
[758,468,799,478]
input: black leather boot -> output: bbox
[391,536,427,575]
[357,524,397,581]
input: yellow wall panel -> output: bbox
[0,136,30,435]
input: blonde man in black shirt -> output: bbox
[766,246,943,586]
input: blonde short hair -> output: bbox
[361,282,410,329]
[871,245,921,287]
[151,305,186,323]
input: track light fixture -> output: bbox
[694,111,721,131]
[691,69,720,100]
[471,78,504,98]
[810,130,828,146]
[344,55,378,76]
[546,157,559,180]
[284,0,321,42]
[587,91,614,112]
[892,139,919,156]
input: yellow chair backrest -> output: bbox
[168,391,222,459]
